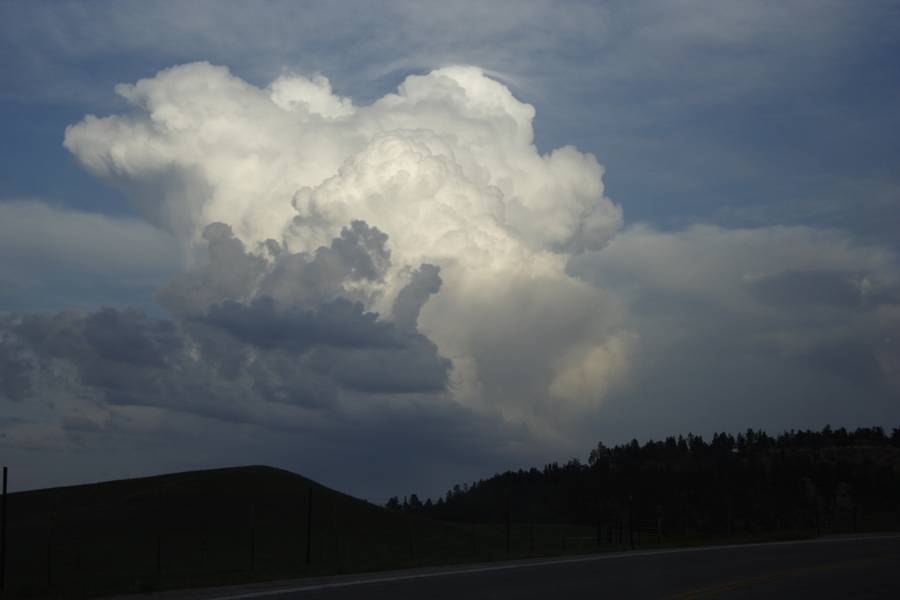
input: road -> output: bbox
[193,534,900,599]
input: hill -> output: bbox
[1,466,525,598]
[4,426,899,598]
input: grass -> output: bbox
[2,466,888,598]
[1,466,607,598]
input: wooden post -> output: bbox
[47,511,53,587]
[728,497,734,537]
[628,494,635,550]
[1,466,7,592]
[305,487,313,565]
[156,483,162,576]
[331,497,340,573]
[249,502,256,572]
[505,493,511,555]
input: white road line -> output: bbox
[212,533,900,599]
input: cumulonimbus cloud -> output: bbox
[3,61,900,497]
[58,62,632,440]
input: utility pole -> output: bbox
[1,466,7,593]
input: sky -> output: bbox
[1,0,899,500]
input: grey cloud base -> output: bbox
[1,220,451,434]
[567,224,900,445]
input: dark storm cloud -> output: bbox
[83,308,182,367]
[200,297,401,352]
[747,269,867,309]
[0,221,450,417]
[393,264,442,333]
[806,340,886,388]
[0,334,31,401]
[5,308,191,409]
[159,219,392,318]
[567,224,900,444]
[156,221,268,317]
[311,340,451,394]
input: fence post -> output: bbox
[331,497,341,573]
[1,466,7,593]
[305,487,313,565]
[505,492,511,555]
[47,510,53,588]
[156,483,162,576]
[249,502,256,572]
[628,494,635,550]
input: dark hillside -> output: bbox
[3,427,899,598]
[1,466,506,598]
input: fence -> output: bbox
[1,466,896,598]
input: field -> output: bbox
[5,464,893,598]
[2,467,612,598]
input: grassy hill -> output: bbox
[10,427,894,598]
[1,466,597,599]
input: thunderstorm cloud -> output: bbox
[2,58,898,497]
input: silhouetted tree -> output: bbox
[414,425,900,538]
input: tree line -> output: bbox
[386,426,900,537]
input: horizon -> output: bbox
[4,422,897,505]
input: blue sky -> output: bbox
[1,1,899,497]
[4,1,898,239]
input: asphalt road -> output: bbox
[202,535,900,600]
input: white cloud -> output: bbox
[5,53,899,496]
[63,63,630,441]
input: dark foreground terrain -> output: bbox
[0,466,603,598]
[176,534,900,600]
[3,427,899,598]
